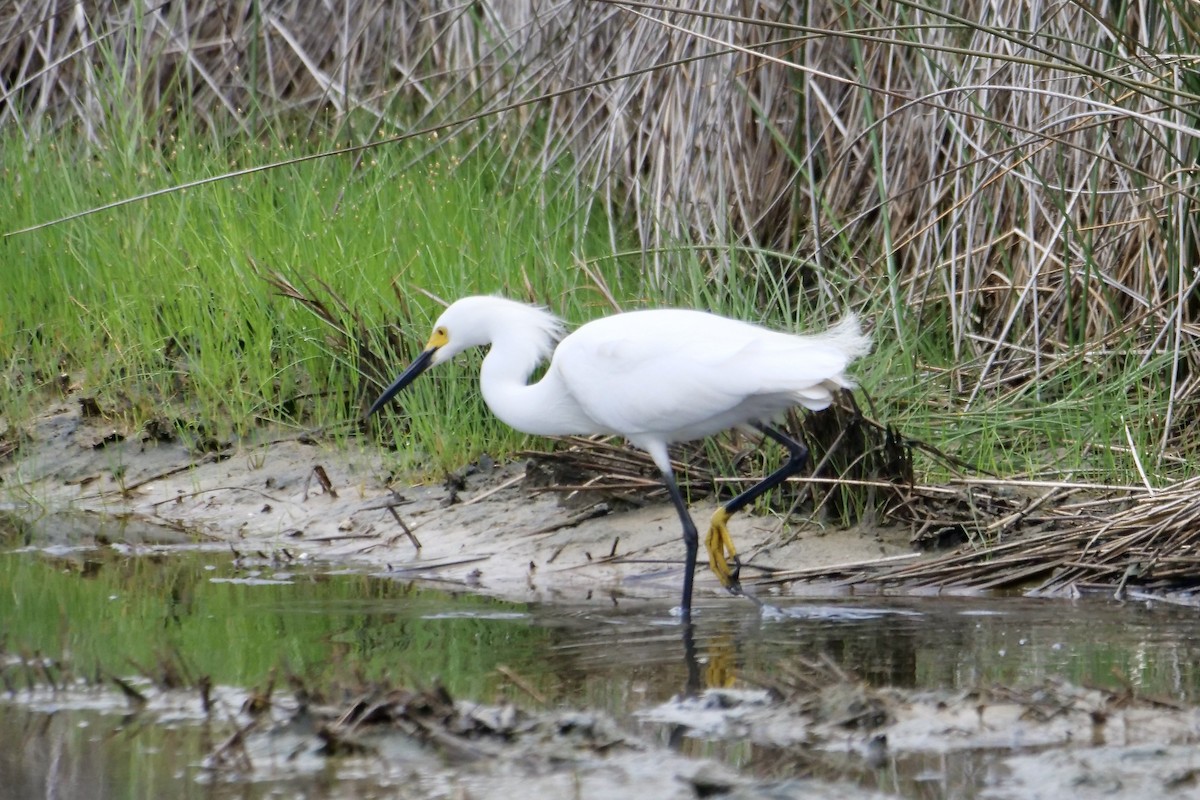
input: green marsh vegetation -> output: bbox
[2,0,1199,486]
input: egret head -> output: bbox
[364,296,563,419]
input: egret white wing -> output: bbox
[553,309,859,438]
[554,338,746,437]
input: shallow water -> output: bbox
[4,540,1200,798]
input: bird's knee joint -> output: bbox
[790,447,808,467]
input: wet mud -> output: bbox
[0,402,912,606]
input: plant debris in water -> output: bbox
[7,647,1200,800]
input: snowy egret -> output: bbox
[366,296,870,617]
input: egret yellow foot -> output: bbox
[705,507,741,588]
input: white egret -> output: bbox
[366,295,870,617]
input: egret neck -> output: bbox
[478,333,595,437]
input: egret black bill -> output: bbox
[365,346,437,418]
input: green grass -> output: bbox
[0,116,1189,488]
[0,124,639,472]
[863,323,1181,485]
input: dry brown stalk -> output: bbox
[758,474,1200,597]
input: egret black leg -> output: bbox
[660,468,699,619]
[706,424,809,589]
[726,424,809,516]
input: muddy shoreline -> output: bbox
[0,401,915,608]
